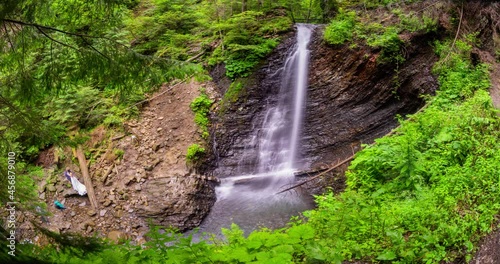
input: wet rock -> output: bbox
[134,176,215,231]
[301,26,438,172]
[207,26,438,195]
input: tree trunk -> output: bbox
[75,145,98,209]
[307,0,313,23]
[242,0,247,12]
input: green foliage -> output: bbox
[366,26,404,63]
[324,1,438,64]
[186,143,205,163]
[324,10,357,45]
[212,11,288,79]
[393,9,437,33]
[124,0,202,60]
[190,93,213,137]
[218,79,246,113]
[304,34,497,262]
[114,149,124,160]
[307,89,499,263]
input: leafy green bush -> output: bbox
[186,143,205,162]
[190,93,213,137]
[324,10,357,45]
[366,26,405,63]
[208,11,290,79]
[190,94,212,114]
[393,9,438,33]
[304,36,496,262]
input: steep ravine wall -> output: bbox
[207,26,439,190]
[302,26,439,171]
[206,31,298,178]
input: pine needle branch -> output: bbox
[2,18,128,48]
[35,26,79,51]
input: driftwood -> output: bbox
[186,51,205,62]
[276,156,354,194]
[111,134,126,141]
[75,145,98,209]
[102,166,113,185]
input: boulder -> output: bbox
[46,184,56,192]
[107,230,128,243]
[62,188,79,198]
[134,175,215,231]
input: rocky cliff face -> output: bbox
[208,26,439,187]
[207,30,297,178]
[302,27,439,170]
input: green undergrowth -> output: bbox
[218,79,247,114]
[25,25,500,264]
[324,4,438,63]
[190,91,213,139]
[208,11,292,80]
[186,143,206,164]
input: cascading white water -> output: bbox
[257,24,312,175]
[198,24,315,236]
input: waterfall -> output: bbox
[199,24,315,235]
[257,24,312,175]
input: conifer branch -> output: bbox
[79,36,112,61]
[3,23,14,51]
[35,26,79,51]
[2,18,127,47]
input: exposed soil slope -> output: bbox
[24,80,216,245]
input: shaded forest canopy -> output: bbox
[1,0,500,263]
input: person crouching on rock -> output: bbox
[64,168,73,182]
[69,171,87,196]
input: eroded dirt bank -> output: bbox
[13,80,217,245]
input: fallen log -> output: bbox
[276,156,354,195]
[75,145,98,209]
